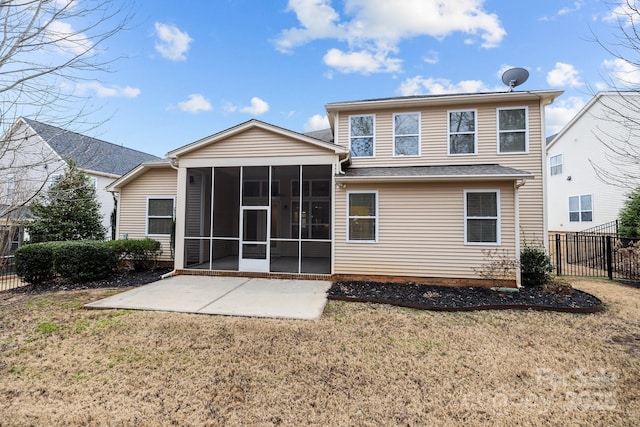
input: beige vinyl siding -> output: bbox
[180,128,331,159]
[337,100,545,242]
[334,181,516,279]
[118,167,178,261]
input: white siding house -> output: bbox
[546,92,639,233]
[0,118,159,246]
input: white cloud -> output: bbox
[154,22,193,61]
[275,0,506,74]
[423,50,439,65]
[558,1,584,16]
[398,76,499,96]
[304,114,329,132]
[323,48,402,74]
[240,97,270,116]
[602,58,640,87]
[76,82,140,98]
[178,94,212,113]
[47,20,92,55]
[545,96,586,135]
[546,62,583,88]
[602,1,636,25]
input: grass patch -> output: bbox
[0,280,638,426]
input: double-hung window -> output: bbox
[550,154,563,176]
[569,195,592,222]
[393,112,420,156]
[349,115,375,157]
[465,190,500,244]
[448,110,476,155]
[347,192,377,242]
[498,107,528,153]
[147,197,174,235]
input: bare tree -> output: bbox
[0,0,131,257]
[589,1,640,190]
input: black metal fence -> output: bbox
[0,255,24,291]
[549,233,640,282]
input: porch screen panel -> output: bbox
[271,166,299,239]
[213,167,240,238]
[185,168,212,237]
[242,166,269,206]
[184,239,211,269]
[302,165,332,240]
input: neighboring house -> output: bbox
[546,92,639,233]
[108,90,562,286]
[0,118,160,250]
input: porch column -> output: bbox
[174,166,187,270]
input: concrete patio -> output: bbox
[85,275,332,320]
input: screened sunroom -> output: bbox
[183,165,332,274]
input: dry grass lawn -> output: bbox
[0,278,638,426]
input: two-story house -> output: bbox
[546,91,639,233]
[0,117,160,252]
[108,90,562,286]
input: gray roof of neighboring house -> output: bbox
[23,118,160,176]
[304,128,334,143]
[546,133,557,145]
[339,164,533,179]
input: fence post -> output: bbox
[555,234,562,276]
[606,235,613,280]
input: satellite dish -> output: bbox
[501,67,529,92]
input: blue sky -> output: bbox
[37,1,640,157]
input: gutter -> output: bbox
[338,153,351,174]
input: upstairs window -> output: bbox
[448,110,476,155]
[550,153,563,176]
[498,107,527,153]
[349,115,375,157]
[147,197,175,235]
[393,113,420,156]
[569,195,592,222]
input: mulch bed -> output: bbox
[4,268,173,295]
[328,281,604,313]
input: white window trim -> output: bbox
[497,106,529,154]
[568,194,593,223]
[347,190,378,243]
[146,196,176,236]
[348,114,376,158]
[550,153,563,176]
[447,109,478,156]
[464,189,501,246]
[393,112,421,157]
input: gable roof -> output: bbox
[546,91,640,150]
[167,119,347,158]
[304,128,333,143]
[22,118,160,176]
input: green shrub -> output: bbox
[520,245,553,287]
[107,238,161,271]
[15,242,58,284]
[53,241,117,283]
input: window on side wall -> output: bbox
[550,153,563,176]
[569,195,592,222]
[394,112,420,156]
[349,115,375,157]
[465,190,500,244]
[347,191,377,242]
[147,197,174,235]
[498,107,527,153]
[448,110,476,155]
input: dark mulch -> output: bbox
[328,281,604,313]
[5,268,172,295]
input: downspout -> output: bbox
[338,153,351,174]
[161,158,180,280]
[514,179,527,287]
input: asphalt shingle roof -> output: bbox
[303,128,334,143]
[340,164,533,179]
[23,118,160,176]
